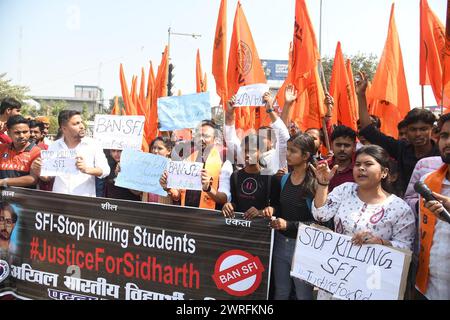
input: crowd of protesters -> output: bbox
[1,71,450,300]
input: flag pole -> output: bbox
[317,0,331,152]
[421,85,425,109]
[318,59,331,152]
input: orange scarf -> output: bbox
[416,164,448,294]
[180,147,223,209]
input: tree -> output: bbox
[0,73,29,101]
[40,100,67,118]
[321,53,378,90]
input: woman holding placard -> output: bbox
[145,136,180,204]
[311,144,415,250]
[104,149,141,201]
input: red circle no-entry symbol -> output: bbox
[212,249,265,297]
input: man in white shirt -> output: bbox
[36,110,110,197]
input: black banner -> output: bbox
[0,187,272,300]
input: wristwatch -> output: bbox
[266,108,274,114]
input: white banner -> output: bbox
[93,115,145,150]
[166,161,203,191]
[234,84,270,107]
[40,150,78,176]
[291,224,411,300]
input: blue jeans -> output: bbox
[272,232,314,300]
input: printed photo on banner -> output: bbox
[166,161,203,191]
[290,224,411,300]
[157,92,211,131]
[93,115,145,150]
[40,150,78,176]
[234,83,270,107]
[115,149,168,196]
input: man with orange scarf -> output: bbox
[160,120,233,210]
[417,113,450,300]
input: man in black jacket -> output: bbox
[356,72,439,195]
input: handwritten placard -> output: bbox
[115,149,168,196]
[234,83,270,107]
[166,161,203,191]
[93,115,145,150]
[157,92,211,131]
[290,224,411,300]
[41,150,78,176]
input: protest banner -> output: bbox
[166,161,203,191]
[234,84,270,107]
[0,187,272,300]
[115,149,168,196]
[93,115,145,150]
[290,224,411,300]
[157,92,211,131]
[40,150,78,176]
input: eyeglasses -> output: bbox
[0,216,14,225]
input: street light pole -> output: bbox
[166,27,202,95]
[167,27,202,61]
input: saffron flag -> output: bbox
[111,96,121,115]
[276,42,294,112]
[443,0,450,107]
[329,42,357,130]
[196,49,207,93]
[227,1,267,131]
[290,0,325,131]
[370,4,410,138]
[119,64,137,116]
[420,0,450,108]
[149,46,169,141]
[212,0,228,109]
[346,59,359,123]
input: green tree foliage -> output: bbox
[0,73,29,101]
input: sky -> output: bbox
[0,0,447,109]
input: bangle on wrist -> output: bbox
[317,181,329,187]
[266,108,274,114]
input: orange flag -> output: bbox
[119,64,137,116]
[212,0,228,108]
[443,0,450,108]
[276,42,294,112]
[130,75,139,114]
[203,73,208,92]
[420,0,450,108]
[144,62,155,142]
[138,68,147,116]
[196,49,207,92]
[227,1,267,131]
[292,0,320,83]
[149,46,169,141]
[329,42,357,130]
[290,0,325,130]
[346,59,359,122]
[370,4,410,138]
[111,96,121,115]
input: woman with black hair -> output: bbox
[265,133,318,300]
[312,144,415,250]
